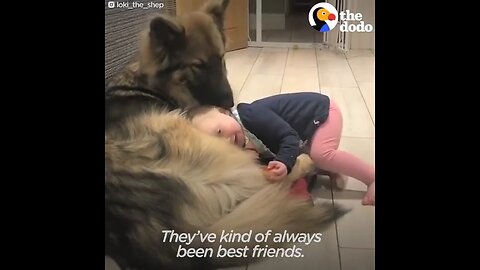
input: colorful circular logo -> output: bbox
[308,3,338,32]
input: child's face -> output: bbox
[192,108,245,147]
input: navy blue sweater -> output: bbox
[236,92,330,173]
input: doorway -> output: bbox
[249,0,326,48]
[176,0,249,52]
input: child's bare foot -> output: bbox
[362,181,375,206]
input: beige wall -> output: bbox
[249,0,287,30]
[249,0,286,13]
[349,0,375,50]
[326,0,375,50]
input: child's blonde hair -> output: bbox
[183,106,229,120]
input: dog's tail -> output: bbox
[201,182,350,268]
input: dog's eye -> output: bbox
[191,61,207,69]
[179,77,188,85]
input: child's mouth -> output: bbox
[233,134,239,145]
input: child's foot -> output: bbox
[362,182,375,206]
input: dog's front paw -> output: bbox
[296,154,316,175]
[284,154,317,183]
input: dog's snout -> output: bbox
[218,91,234,108]
[222,96,234,108]
[218,84,234,108]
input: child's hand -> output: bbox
[265,161,288,182]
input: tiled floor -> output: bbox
[105,47,375,270]
[225,46,375,270]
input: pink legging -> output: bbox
[309,100,375,186]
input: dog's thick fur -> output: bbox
[105,110,348,270]
[105,1,348,269]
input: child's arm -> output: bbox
[240,106,301,174]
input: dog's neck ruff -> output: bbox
[105,85,179,109]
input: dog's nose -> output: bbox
[221,98,234,109]
[328,14,336,20]
[218,91,234,108]
[222,95,234,109]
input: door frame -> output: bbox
[247,0,328,48]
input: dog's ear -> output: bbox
[149,15,185,48]
[202,0,230,31]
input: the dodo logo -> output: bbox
[308,2,338,32]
